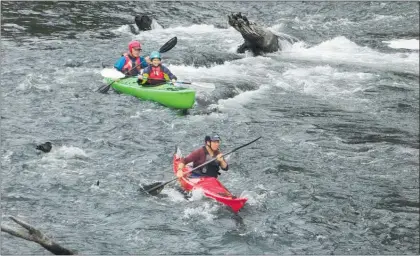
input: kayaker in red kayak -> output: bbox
[176,134,229,178]
[139,51,177,86]
[114,40,150,76]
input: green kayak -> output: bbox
[103,77,196,109]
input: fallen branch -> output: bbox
[1,216,76,255]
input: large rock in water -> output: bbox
[228,12,299,56]
[135,15,153,31]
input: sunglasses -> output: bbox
[133,48,142,51]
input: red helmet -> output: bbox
[128,40,142,52]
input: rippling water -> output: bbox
[1,1,419,255]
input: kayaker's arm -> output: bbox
[216,153,229,171]
[139,66,151,84]
[162,65,177,81]
[114,56,126,72]
[176,149,202,177]
[141,56,150,67]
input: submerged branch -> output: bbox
[1,216,76,255]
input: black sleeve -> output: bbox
[220,163,229,171]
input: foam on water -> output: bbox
[151,19,163,30]
[168,61,249,83]
[383,39,419,50]
[2,23,27,30]
[183,202,219,221]
[2,150,14,164]
[169,54,276,85]
[41,145,89,160]
[188,188,206,201]
[16,9,42,15]
[164,188,206,204]
[240,184,271,208]
[162,187,187,202]
[281,65,376,96]
[112,24,135,34]
[373,14,404,22]
[279,36,419,75]
[129,24,242,54]
[41,9,60,17]
[16,73,52,92]
[215,85,269,112]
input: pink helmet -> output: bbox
[128,40,142,52]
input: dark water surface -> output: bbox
[1,1,419,255]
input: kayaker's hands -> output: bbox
[145,56,151,64]
[171,79,177,84]
[216,153,224,163]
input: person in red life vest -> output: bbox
[176,134,228,179]
[139,51,177,86]
[114,40,150,76]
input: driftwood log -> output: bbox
[1,216,76,255]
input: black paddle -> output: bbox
[142,136,262,196]
[97,36,178,93]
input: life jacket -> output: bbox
[148,65,165,81]
[194,146,221,178]
[122,54,141,75]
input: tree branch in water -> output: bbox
[1,216,76,255]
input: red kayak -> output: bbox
[173,147,248,213]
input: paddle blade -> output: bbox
[159,37,177,53]
[97,83,111,93]
[101,68,126,80]
[97,68,123,93]
[141,182,165,196]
